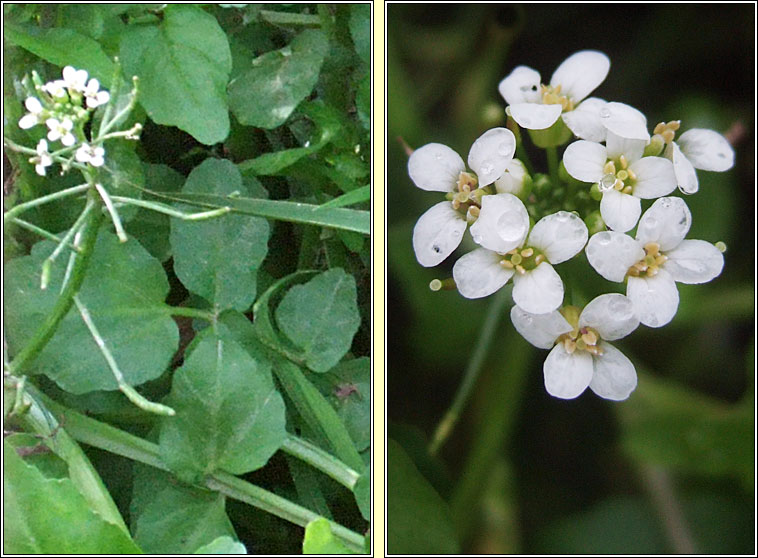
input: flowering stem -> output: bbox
[2,183,90,223]
[546,145,560,186]
[98,76,139,138]
[7,217,77,249]
[109,195,231,221]
[40,198,96,289]
[94,183,128,242]
[281,434,361,490]
[7,194,103,375]
[73,295,176,417]
[429,288,511,456]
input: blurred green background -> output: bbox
[387,4,755,554]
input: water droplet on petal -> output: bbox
[644,217,658,229]
[599,174,616,192]
[596,232,611,246]
[599,107,611,118]
[496,209,525,242]
[472,234,483,244]
[555,212,570,222]
[480,161,494,176]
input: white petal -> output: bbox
[677,128,735,172]
[543,344,594,399]
[667,141,699,194]
[96,91,110,105]
[493,158,528,195]
[527,211,588,264]
[25,97,43,113]
[61,133,76,147]
[562,140,606,183]
[635,197,691,251]
[550,50,610,103]
[664,239,724,284]
[412,201,467,267]
[600,102,649,141]
[498,65,542,105]
[508,102,562,130]
[589,342,637,401]
[36,139,48,153]
[467,127,516,187]
[510,305,572,350]
[35,163,47,176]
[407,143,465,192]
[561,97,607,142]
[605,130,645,163]
[452,248,514,299]
[469,193,529,254]
[600,189,641,233]
[18,114,38,129]
[629,157,677,199]
[586,231,644,282]
[512,262,564,315]
[626,270,679,328]
[578,293,639,341]
[75,146,89,162]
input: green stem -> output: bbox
[73,295,175,416]
[7,195,103,375]
[546,145,560,187]
[109,195,231,221]
[41,198,95,289]
[98,76,139,137]
[95,183,128,242]
[282,434,361,490]
[429,288,510,455]
[7,217,77,248]
[3,183,90,223]
[259,9,322,27]
[28,389,365,553]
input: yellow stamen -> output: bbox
[619,155,628,169]
[515,264,526,275]
[521,247,534,258]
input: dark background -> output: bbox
[387,3,755,554]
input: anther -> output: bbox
[603,161,616,175]
[534,254,546,265]
[662,129,675,143]
[614,179,624,191]
[654,122,666,135]
[619,155,628,169]
[515,264,526,275]
[521,247,534,258]
[617,170,629,181]
[500,260,514,269]
[627,168,637,181]
[668,120,680,131]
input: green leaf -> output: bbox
[119,4,232,144]
[318,357,370,451]
[387,438,460,555]
[302,517,353,554]
[4,231,179,394]
[131,464,237,554]
[272,357,364,472]
[170,158,269,311]
[3,439,142,554]
[317,185,370,209]
[349,4,370,66]
[275,268,361,373]
[356,73,370,129]
[159,332,286,483]
[194,536,247,554]
[228,29,328,129]
[3,23,115,84]
[156,190,370,235]
[353,467,370,521]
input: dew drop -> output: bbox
[644,217,659,229]
[479,161,494,176]
[496,209,525,242]
[599,107,611,118]
[596,232,611,246]
[472,234,483,244]
[599,174,616,192]
[555,212,570,222]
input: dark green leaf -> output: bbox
[228,29,328,128]
[353,466,370,521]
[348,4,370,66]
[387,438,460,555]
[3,439,141,554]
[275,268,361,373]
[119,4,232,144]
[170,158,269,311]
[4,231,179,394]
[159,332,286,482]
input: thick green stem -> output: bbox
[27,389,365,553]
[546,145,560,187]
[282,434,361,490]
[429,288,511,455]
[110,195,231,221]
[8,195,103,375]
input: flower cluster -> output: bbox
[18,66,111,175]
[408,50,733,401]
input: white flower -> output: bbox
[511,293,640,400]
[29,139,53,176]
[62,66,89,93]
[493,158,528,196]
[498,50,610,135]
[585,197,724,328]
[42,79,68,99]
[75,143,105,167]
[83,78,110,108]
[563,131,677,232]
[454,204,588,314]
[409,128,516,267]
[666,128,735,194]
[46,117,76,146]
[18,97,44,129]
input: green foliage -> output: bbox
[302,517,353,554]
[4,3,369,554]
